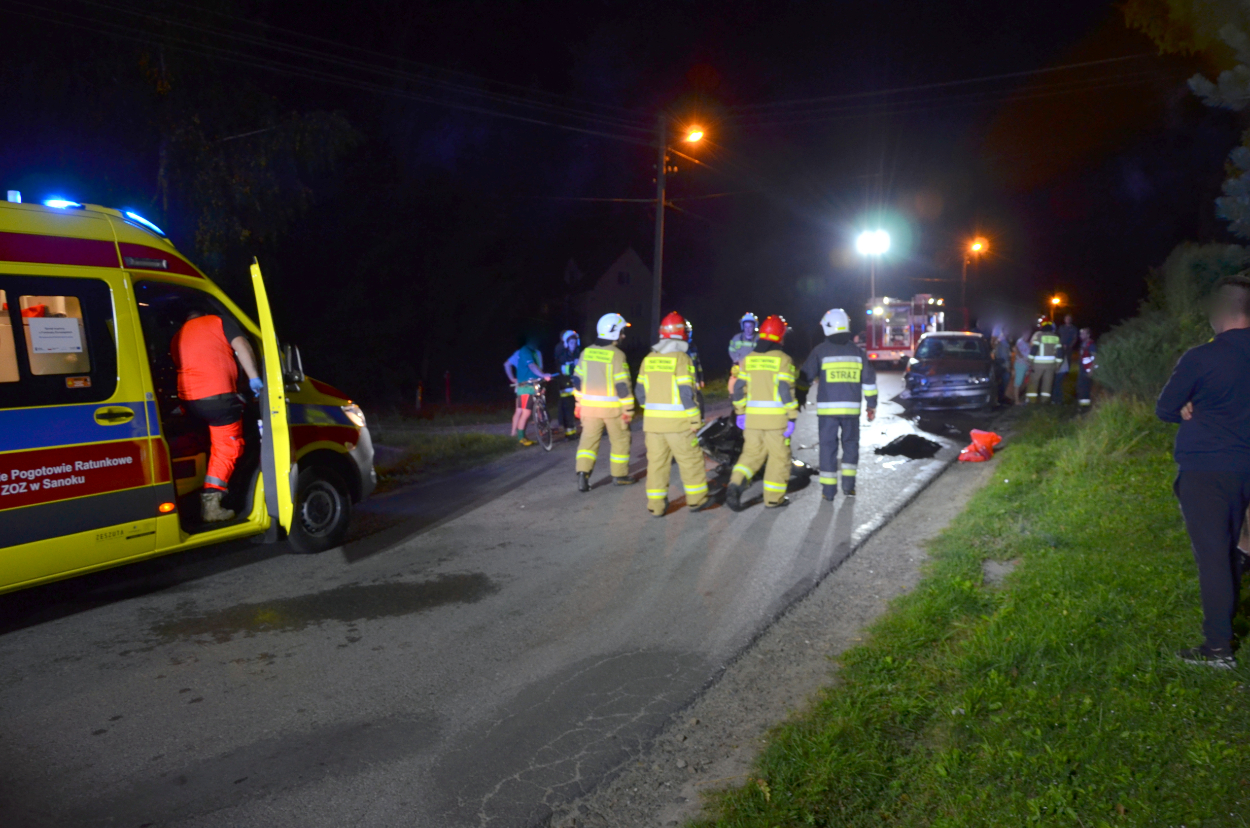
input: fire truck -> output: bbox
[864,294,947,366]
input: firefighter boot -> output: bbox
[577,472,591,493]
[726,482,745,512]
[613,476,636,486]
[201,489,235,523]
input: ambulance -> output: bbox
[0,193,375,594]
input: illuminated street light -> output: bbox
[855,229,890,302]
[962,236,988,310]
[653,118,707,336]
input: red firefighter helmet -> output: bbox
[659,311,688,340]
[758,314,788,343]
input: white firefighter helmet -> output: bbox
[596,313,629,340]
[560,329,579,346]
[820,308,850,335]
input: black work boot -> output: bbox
[765,497,791,509]
[613,476,636,486]
[726,483,744,512]
[577,472,590,493]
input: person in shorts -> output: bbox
[504,337,551,446]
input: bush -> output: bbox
[1097,242,1248,398]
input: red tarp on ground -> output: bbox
[958,429,1002,463]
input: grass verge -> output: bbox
[695,398,1250,827]
[375,431,518,492]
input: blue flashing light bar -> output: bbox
[123,210,166,237]
[44,198,83,209]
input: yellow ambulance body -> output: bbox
[0,197,375,594]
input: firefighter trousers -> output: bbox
[644,431,709,514]
[1026,363,1055,402]
[730,427,791,506]
[576,415,632,477]
[818,415,859,496]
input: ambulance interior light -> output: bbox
[44,198,83,209]
[123,210,166,237]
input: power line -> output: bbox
[726,53,1157,113]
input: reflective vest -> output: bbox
[800,339,878,416]
[732,348,798,430]
[636,349,700,433]
[1030,331,1061,364]
[727,332,758,365]
[1079,340,1097,373]
[573,344,634,417]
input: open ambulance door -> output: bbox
[250,258,294,541]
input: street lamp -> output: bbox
[651,119,705,337]
[1050,294,1062,323]
[962,237,988,309]
[855,229,890,301]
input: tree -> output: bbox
[1125,0,1250,238]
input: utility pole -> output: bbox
[651,114,666,341]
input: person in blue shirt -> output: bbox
[1156,275,1250,669]
[504,337,551,446]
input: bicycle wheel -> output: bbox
[536,404,554,451]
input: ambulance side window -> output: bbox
[0,276,118,409]
[0,290,18,383]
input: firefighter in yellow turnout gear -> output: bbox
[636,312,711,516]
[726,315,799,510]
[573,313,636,492]
[1026,321,1062,403]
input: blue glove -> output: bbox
[249,376,264,396]
[735,414,747,430]
[783,421,796,439]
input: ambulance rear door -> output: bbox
[250,259,293,539]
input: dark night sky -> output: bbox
[0,0,1241,397]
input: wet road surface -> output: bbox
[0,371,991,827]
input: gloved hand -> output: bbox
[249,376,264,396]
[782,421,796,439]
[735,414,747,430]
[866,408,876,422]
[622,411,633,424]
[574,404,582,419]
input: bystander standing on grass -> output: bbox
[1155,274,1250,669]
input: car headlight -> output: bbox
[342,403,366,428]
[967,375,990,384]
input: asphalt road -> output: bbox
[0,371,984,827]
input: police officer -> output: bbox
[636,312,711,516]
[554,330,581,438]
[572,313,635,492]
[800,308,877,500]
[1026,321,1061,403]
[1077,327,1096,409]
[726,315,798,511]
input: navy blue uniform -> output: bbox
[801,337,878,497]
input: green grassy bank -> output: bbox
[697,400,1250,827]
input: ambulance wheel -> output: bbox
[288,467,351,554]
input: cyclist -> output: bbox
[504,336,551,446]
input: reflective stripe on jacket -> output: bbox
[731,347,798,430]
[573,344,634,417]
[636,345,700,433]
[1029,332,1061,364]
[800,339,877,416]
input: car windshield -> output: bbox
[915,337,987,360]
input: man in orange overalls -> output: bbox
[170,307,262,522]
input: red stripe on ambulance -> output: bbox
[0,439,154,510]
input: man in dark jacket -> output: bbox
[1156,275,1250,669]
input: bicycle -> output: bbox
[528,378,554,451]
